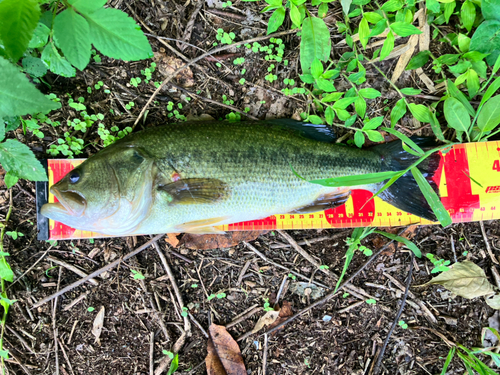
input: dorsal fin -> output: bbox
[265,119,337,143]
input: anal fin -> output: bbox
[289,190,351,214]
[175,216,229,234]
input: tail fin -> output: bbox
[370,137,440,222]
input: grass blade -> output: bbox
[374,230,422,257]
[381,127,424,155]
[440,347,456,375]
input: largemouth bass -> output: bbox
[40,120,439,236]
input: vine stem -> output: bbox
[0,190,13,375]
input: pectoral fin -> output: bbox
[289,190,351,214]
[158,178,230,205]
[175,216,229,234]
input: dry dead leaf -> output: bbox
[165,233,180,248]
[206,324,246,375]
[289,282,326,300]
[486,294,500,309]
[416,68,436,93]
[425,261,496,299]
[92,306,105,345]
[391,34,420,83]
[153,52,194,87]
[418,4,430,51]
[267,301,293,335]
[251,310,280,333]
[179,230,268,250]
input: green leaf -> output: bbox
[358,88,381,99]
[381,127,424,155]
[318,2,328,18]
[290,3,301,26]
[364,12,383,23]
[447,79,476,116]
[381,0,403,12]
[310,58,323,79]
[400,88,422,95]
[363,116,384,130]
[0,257,13,282]
[341,0,352,15]
[0,0,40,62]
[365,130,384,142]
[390,22,422,37]
[322,92,343,102]
[166,353,179,375]
[430,111,446,142]
[369,19,388,38]
[41,42,76,77]
[325,106,335,125]
[85,7,153,61]
[440,347,456,375]
[0,122,4,143]
[333,97,357,109]
[461,0,476,32]
[53,8,91,70]
[443,97,471,134]
[68,0,107,15]
[22,56,47,77]
[411,167,451,226]
[408,103,432,122]
[316,78,335,92]
[463,51,489,62]
[469,20,500,66]
[359,16,370,48]
[0,349,9,360]
[300,17,331,73]
[437,54,461,65]
[406,51,431,70]
[354,131,365,148]
[380,30,394,61]
[493,54,500,73]
[481,0,500,21]
[427,0,441,12]
[390,98,407,127]
[480,76,500,105]
[444,1,456,23]
[4,172,18,188]
[307,169,401,187]
[467,68,479,98]
[0,57,60,118]
[28,22,50,49]
[355,96,366,117]
[267,7,286,34]
[0,139,47,183]
[477,95,500,132]
[307,115,323,124]
[374,230,422,257]
[458,33,471,53]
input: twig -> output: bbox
[32,234,164,308]
[150,332,155,375]
[373,253,414,375]
[270,233,347,249]
[188,312,208,338]
[57,338,74,375]
[5,326,35,355]
[236,260,252,286]
[226,307,263,329]
[46,256,99,285]
[53,267,62,375]
[480,221,498,265]
[62,291,89,311]
[133,29,298,129]
[7,249,50,290]
[338,301,364,314]
[262,333,268,375]
[450,235,457,263]
[263,233,401,336]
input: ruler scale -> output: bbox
[36,141,500,240]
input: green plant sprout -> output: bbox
[131,270,145,280]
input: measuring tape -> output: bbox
[36,141,500,240]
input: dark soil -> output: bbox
[2,0,500,374]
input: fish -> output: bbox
[40,119,440,236]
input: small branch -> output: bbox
[32,234,164,308]
[373,253,414,375]
[480,221,498,265]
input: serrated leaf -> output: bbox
[54,8,91,70]
[68,0,106,15]
[447,79,476,116]
[358,88,381,99]
[390,22,422,37]
[0,139,47,184]
[461,1,476,32]
[408,103,432,122]
[22,56,47,77]
[444,97,471,133]
[0,0,41,61]
[390,98,407,127]
[28,22,50,49]
[355,96,366,117]
[359,16,370,48]
[365,130,384,142]
[41,42,76,77]
[325,106,335,125]
[477,95,500,132]
[0,57,60,118]
[406,51,431,70]
[400,88,422,95]
[425,261,495,299]
[85,7,153,61]
[380,30,394,61]
[300,16,331,73]
[267,7,286,34]
[354,131,365,148]
[411,167,451,226]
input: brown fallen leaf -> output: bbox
[251,310,280,333]
[206,324,246,375]
[165,233,180,248]
[179,230,268,250]
[267,301,293,336]
[92,306,105,345]
[153,52,194,87]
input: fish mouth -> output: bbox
[49,187,87,217]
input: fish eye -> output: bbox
[69,170,80,184]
